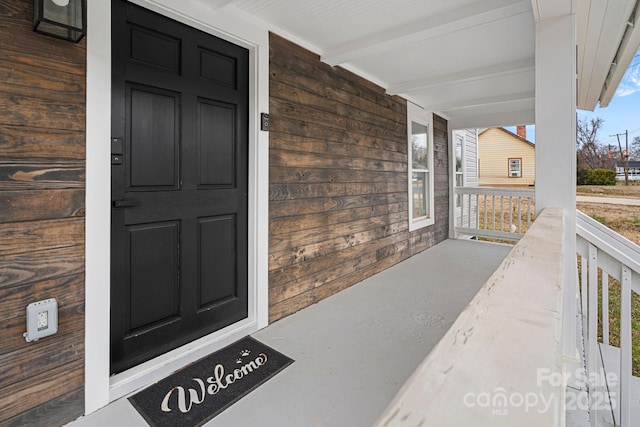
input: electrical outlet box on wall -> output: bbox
[23,298,58,342]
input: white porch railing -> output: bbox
[454,186,535,241]
[375,208,639,426]
[375,208,567,426]
[576,210,640,427]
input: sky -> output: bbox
[578,54,640,150]
[504,50,640,147]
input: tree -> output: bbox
[576,118,611,169]
[632,136,640,161]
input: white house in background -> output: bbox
[616,160,640,181]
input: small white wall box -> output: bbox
[23,298,58,342]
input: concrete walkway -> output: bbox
[66,239,510,427]
[576,195,640,206]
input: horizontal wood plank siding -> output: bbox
[0,0,85,425]
[269,33,448,322]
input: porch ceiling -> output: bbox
[200,0,640,125]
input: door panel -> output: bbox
[199,215,237,308]
[129,86,179,189]
[129,25,181,73]
[111,0,249,374]
[128,221,180,330]
[199,48,237,88]
[198,100,236,186]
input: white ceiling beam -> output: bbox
[449,109,535,130]
[321,0,532,66]
[206,0,236,10]
[419,91,535,113]
[531,0,575,22]
[387,58,534,95]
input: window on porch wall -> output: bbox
[407,102,434,230]
[455,133,464,208]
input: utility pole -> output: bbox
[610,131,629,185]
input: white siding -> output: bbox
[453,129,478,231]
[463,129,478,187]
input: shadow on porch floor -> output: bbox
[67,239,510,427]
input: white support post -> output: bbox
[620,265,632,427]
[535,14,576,214]
[535,12,578,363]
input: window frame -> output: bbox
[407,102,435,231]
[508,157,522,178]
[453,131,464,208]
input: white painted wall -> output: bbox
[85,0,270,413]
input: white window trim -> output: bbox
[453,131,465,210]
[509,158,522,178]
[407,102,435,231]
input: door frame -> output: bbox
[85,0,269,413]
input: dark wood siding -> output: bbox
[433,115,450,244]
[0,1,85,425]
[269,33,448,322]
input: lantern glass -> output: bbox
[33,0,86,42]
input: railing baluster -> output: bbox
[458,190,462,227]
[500,195,504,232]
[467,194,471,228]
[459,192,462,227]
[587,245,598,427]
[464,194,468,228]
[580,254,588,337]
[602,271,609,345]
[620,265,632,427]
[491,196,495,231]
[517,196,522,233]
[453,190,462,227]
[508,196,513,233]
[474,194,479,229]
[483,194,487,230]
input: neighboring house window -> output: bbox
[408,103,434,230]
[509,158,522,177]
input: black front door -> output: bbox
[110,1,249,374]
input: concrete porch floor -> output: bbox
[67,239,511,427]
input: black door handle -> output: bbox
[113,200,138,208]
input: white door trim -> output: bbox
[85,0,269,413]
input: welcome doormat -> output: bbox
[128,336,294,427]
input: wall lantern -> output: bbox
[33,0,86,43]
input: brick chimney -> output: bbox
[516,125,526,139]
